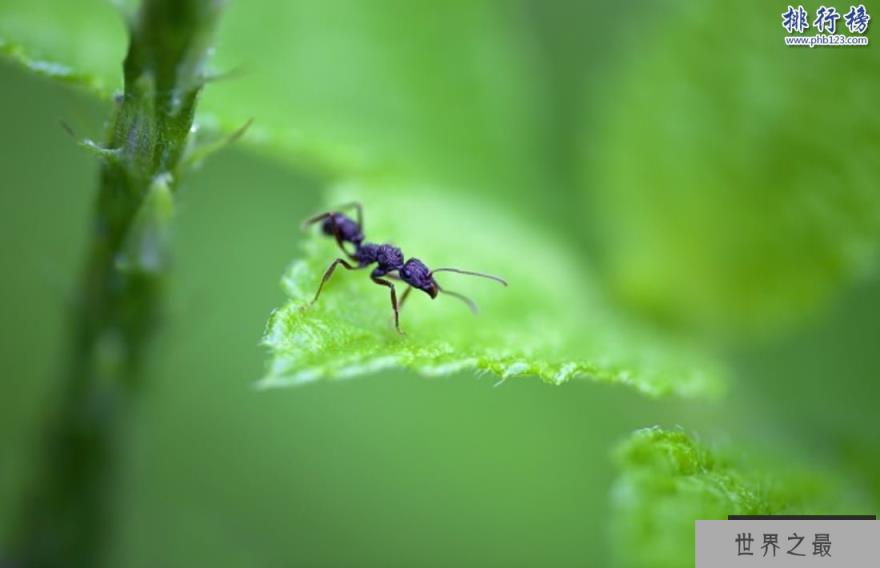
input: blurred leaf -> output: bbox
[212,1,544,192]
[0,0,546,205]
[260,185,725,398]
[584,0,880,338]
[0,1,127,97]
[611,427,869,568]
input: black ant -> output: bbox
[302,202,507,334]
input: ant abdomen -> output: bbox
[321,213,363,245]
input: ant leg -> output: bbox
[336,201,364,230]
[301,211,332,230]
[312,258,358,304]
[302,202,364,231]
[385,274,411,313]
[398,286,413,312]
[372,277,403,334]
[331,227,358,260]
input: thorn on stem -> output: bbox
[59,120,76,139]
[181,118,254,170]
[60,120,121,162]
[203,65,247,85]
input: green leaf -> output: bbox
[0,1,545,199]
[584,0,880,337]
[0,2,127,96]
[611,427,869,568]
[260,185,725,398]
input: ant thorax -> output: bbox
[354,242,403,272]
[376,244,404,269]
[353,243,380,267]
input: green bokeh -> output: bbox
[583,0,880,337]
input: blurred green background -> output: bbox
[0,1,878,566]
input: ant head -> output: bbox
[399,259,439,298]
[400,259,508,313]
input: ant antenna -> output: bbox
[438,287,479,315]
[429,268,508,287]
[431,268,507,315]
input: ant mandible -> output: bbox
[302,202,507,334]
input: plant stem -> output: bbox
[11,1,222,566]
